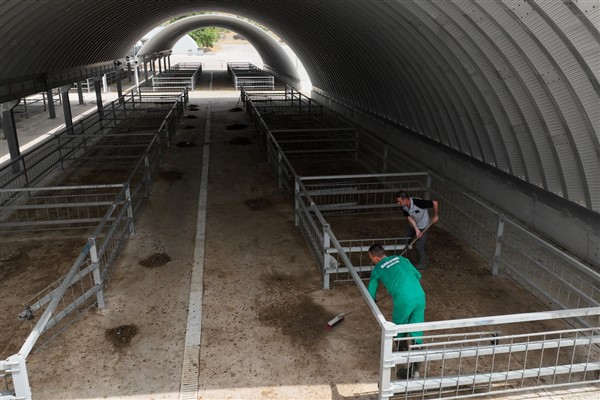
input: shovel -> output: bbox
[399,222,434,257]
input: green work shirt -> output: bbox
[368,255,424,303]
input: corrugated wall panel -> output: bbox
[485,1,567,195]
[399,1,491,163]
[523,1,598,208]
[419,2,510,171]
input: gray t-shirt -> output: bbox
[401,198,434,229]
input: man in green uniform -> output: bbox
[368,243,426,378]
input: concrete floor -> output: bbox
[2,69,598,400]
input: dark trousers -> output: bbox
[405,226,428,268]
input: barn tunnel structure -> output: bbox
[1,0,599,266]
[0,1,599,399]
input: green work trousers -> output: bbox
[392,295,426,344]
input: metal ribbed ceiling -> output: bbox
[0,0,599,211]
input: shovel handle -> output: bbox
[400,222,434,256]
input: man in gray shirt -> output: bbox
[396,191,439,269]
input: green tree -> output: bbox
[165,14,221,48]
[189,27,220,48]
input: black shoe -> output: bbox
[395,367,411,379]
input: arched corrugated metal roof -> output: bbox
[137,14,300,85]
[0,0,598,211]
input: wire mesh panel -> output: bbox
[386,310,600,399]
[430,177,499,263]
[303,173,429,216]
[15,241,99,354]
[294,190,324,268]
[271,128,356,159]
[0,188,120,231]
[499,220,600,318]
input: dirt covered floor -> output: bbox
[1,71,598,400]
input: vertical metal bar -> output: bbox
[125,184,135,235]
[77,82,85,105]
[116,69,124,102]
[88,237,105,308]
[552,331,562,384]
[294,179,300,227]
[492,215,505,276]
[379,328,394,400]
[5,354,32,399]
[144,154,151,198]
[505,336,514,388]
[46,90,55,118]
[322,223,331,289]
[424,173,432,200]
[277,151,283,189]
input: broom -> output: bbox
[324,295,390,331]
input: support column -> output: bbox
[168,55,171,70]
[163,57,167,71]
[46,89,56,119]
[94,78,103,114]
[102,73,108,93]
[158,57,162,73]
[1,99,22,172]
[76,81,85,105]
[115,68,123,101]
[59,84,73,129]
[144,61,149,81]
[134,61,140,89]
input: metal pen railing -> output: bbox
[244,87,600,399]
[1,89,185,400]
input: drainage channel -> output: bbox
[179,102,211,400]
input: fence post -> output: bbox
[111,102,116,125]
[492,214,505,276]
[424,173,432,200]
[4,354,32,399]
[378,327,395,400]
[125,184,135,235]
[277,151,283,189]
[88,237,105,309]
[144,154,152,199]
[322,223,331,289]
[294,179,300,227]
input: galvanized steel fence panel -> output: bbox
[1,88,185,400]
